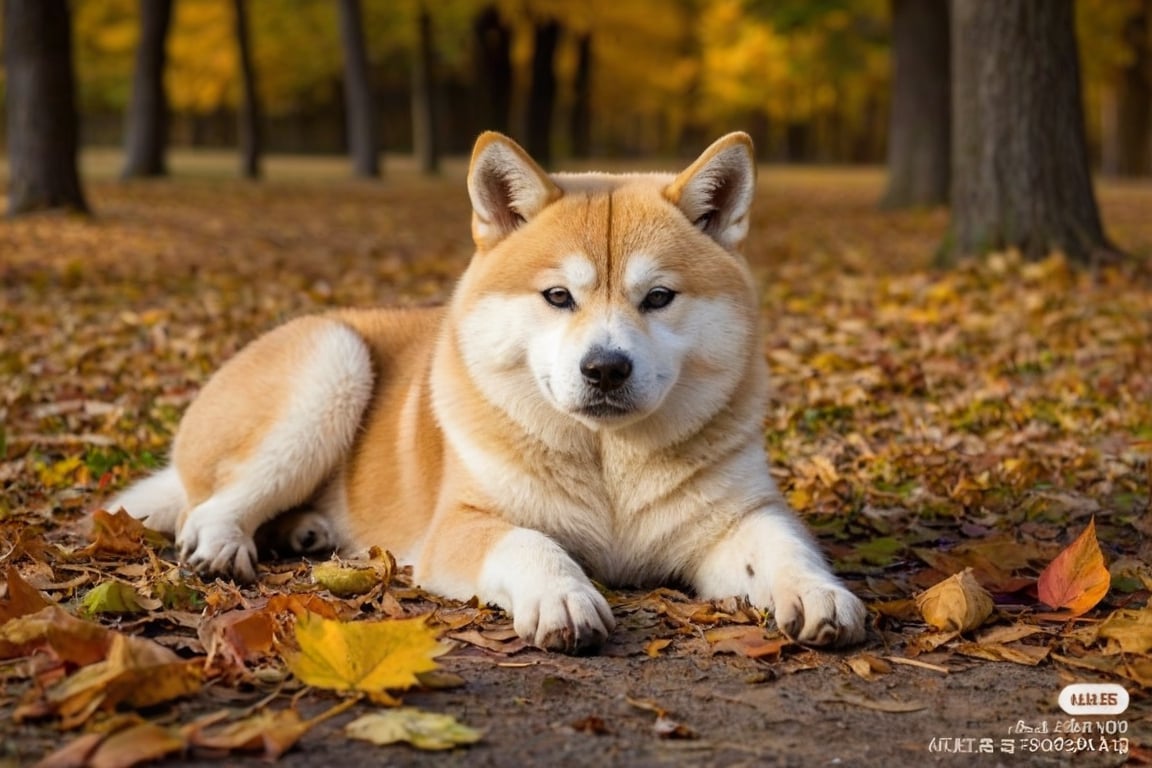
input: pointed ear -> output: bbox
[467,132,561,251]
[664,133,756,251]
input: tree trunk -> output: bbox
[233,0,262,179]
[4,0,89,215]
[122,0,173,179]
[569,32,593,159]
[950,0,1112,265]
[525,18,561,165]
[472,6,512,136]
[1103,0,1151,176]
[337,0,380,178]
[882,0,950,208]
[412,5,439,175]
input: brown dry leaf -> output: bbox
[704,625,790,659]
[953,641,1050,666]
[85,508,167,556]
[32,732,105,768]
[0,605,113,666]
[1036,517,1110,616]
[199,607,279,675]
[644,638,673,658]
[18,632,203,728]
[1,565,53,622]
[187,707,319,760]
[846,654,893,680]
[915,568,994,632]
[86,722,185,768]
[1095,604,1152,655]
[974,624,1047,645]
[448,628,529,655]
[819,690,927,713]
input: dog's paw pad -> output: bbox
[772,580,867,647]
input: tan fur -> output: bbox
[109,132,867,653]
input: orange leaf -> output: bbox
[1036,518,1109,616]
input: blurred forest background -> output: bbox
[1,0,1151,174]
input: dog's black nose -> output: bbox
[580,349,633,392]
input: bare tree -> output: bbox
[337,0,380,177]
[525,17,561,165]
[1102,0,1151,176]
[412,4,439,175]
[950,0,1113,264]
[4,0,89,215]
[882,0,950,208]
[570,32,593,159]
[122,0,174,179]
[233,0,262,179]
[472,6,513,136]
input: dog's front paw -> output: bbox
[510,577,615,654]
[771,578,867,647]
[178,518,258,583]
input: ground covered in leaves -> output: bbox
[2,155,1151,766]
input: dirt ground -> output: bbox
[2,155,1150,766]
[4,612,1145,768]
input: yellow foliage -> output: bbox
[283,613,446,698]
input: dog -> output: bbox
[108,131,867,653]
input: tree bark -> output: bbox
[525,18,562,165]
[337,0,380,178]
[233,0,262,179]
[122,0,173,179]
[4,0,89,215]
[882,0,950,208]
[1103,0,1151,176]
[950,0,1112,265]
[569,32,593,159]
[472,6,513,136]
[412,5,439,175]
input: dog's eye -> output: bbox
[542,287,575,309]
[640,287,676,312]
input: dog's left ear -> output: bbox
[467,132,561,251]
[665,133,756,252]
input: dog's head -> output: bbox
[452,132,760,437]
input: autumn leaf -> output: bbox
[80,580,158,616]
[0,605,113,666]
[915,568,994,632]
[0,565,53,623]
[1036,518,1110,616]
[283,613,446,698]
[704,625,790,659]
[311,560,383,597]
[85,722,185,768]
[185,705,349,760]
[1096,605,1152,655]
[16,632,203,728]
[86,508,168,556]
[346,709,483,751]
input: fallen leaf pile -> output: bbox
[1,167,1150,763]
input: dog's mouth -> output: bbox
[576,396,636,420]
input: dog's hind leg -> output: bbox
[172,317,374,582]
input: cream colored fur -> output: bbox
[108,132,867,652]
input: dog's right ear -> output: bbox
[467,132,561,251]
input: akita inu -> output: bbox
[108,132,867,652]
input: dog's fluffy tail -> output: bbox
[106,466,186,535]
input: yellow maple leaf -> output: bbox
[283,613,446,697]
